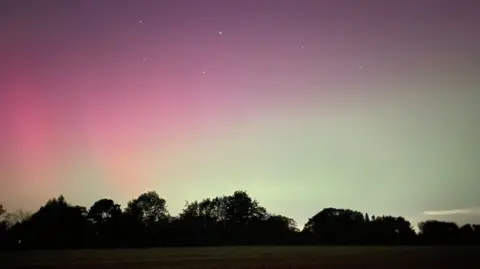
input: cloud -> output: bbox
[423,207,480,216]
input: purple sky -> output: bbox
[1,0,479,228]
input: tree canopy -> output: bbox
[1,190,479,249]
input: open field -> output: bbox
[2,246,480,269]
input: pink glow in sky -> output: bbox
[1,1,480,226]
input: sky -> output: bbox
[1,0,479,229]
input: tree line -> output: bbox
[1,190,479,249]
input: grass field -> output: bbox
[2,246,479,269]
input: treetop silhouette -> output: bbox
[1,190,479,249]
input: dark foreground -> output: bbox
[2,246,479,269]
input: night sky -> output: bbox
[1,0,479,228]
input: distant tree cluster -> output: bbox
[1,191,479,249]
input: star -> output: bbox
[142,57,147,61]
[202,71,207,75]
[218,31,223,35]
[301,45,304,49]
[139,20,145,24]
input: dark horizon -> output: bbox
[2,188,480,232]
[1,190,480,250]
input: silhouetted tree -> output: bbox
[173,200,207,245]
[473,225,480,243]
[256,214,299,244]
[418,220,461,245]
[303,208,366,244]
[369,216,416,245]
[13,196,89,249]
[3,209,31,227]
[87,198,123,247]
[124,191,169,247]
[225,191,268,243]
[2,191,480,249]
[0,204,8,248]
[459,224,476,245]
